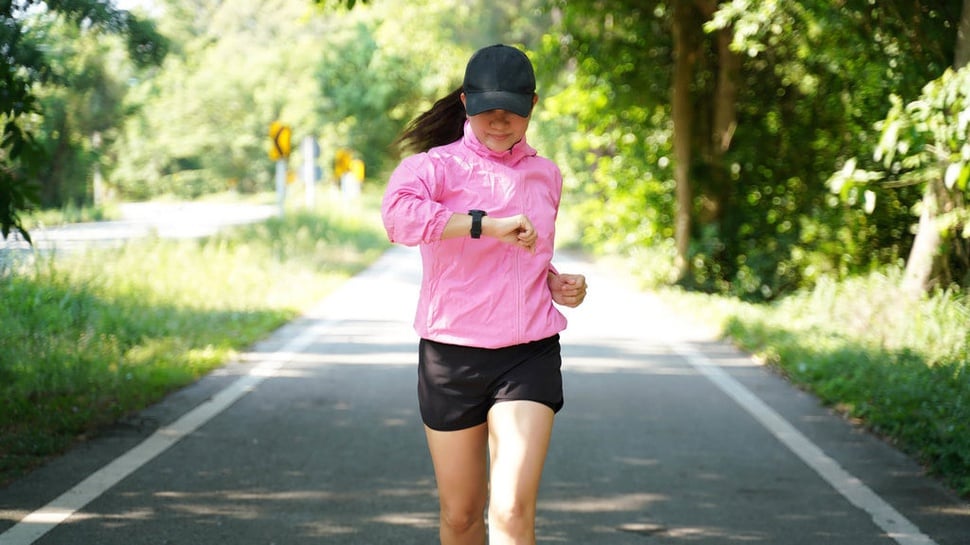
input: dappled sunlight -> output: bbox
[661,525,767,541]
[165,500,263,520]
[63,508,156,526]
[614,456,661,467]
[296,520,357,537]
[540,492,666,513]
[933,504,970,516]
[46,478,442,541]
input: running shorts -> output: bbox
[417,334,564,431]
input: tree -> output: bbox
[829,0,970,294]
[106,0,552,201]
[671,0,741,282]
[671,1,697,281]
[548,0,962,298]
[0,0,165,242]
[899,0,970,294]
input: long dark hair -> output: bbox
[394,87,466,155]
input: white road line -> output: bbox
[672,341,937,545]
[0,318,333,545]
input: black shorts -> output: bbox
[418,334,564,431]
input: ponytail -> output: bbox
[394,87,466,155]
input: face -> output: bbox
[460,93,538,152]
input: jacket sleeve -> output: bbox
[381,154,454,246]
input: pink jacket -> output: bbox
[382,121,567,348]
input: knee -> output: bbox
[440,504,485,535]
[488,499,535,536]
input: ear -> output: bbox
[532,94,539,106]
[460,92,467,107]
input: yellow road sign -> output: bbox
[269,121,292,160]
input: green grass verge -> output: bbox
[655,269,970,497]
[22,201,120,229]
[0,194,390,485]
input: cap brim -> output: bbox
[464,91,534,118]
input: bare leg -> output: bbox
[425,423,489,545]
[486,401,555,545]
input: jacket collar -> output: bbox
[461,120,536,165]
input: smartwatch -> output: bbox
[468,209,487,239]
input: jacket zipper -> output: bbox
[512,245,522,344]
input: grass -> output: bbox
[21,201,120,230]
[0,192,390,485]
[651,266,970,497]
[5,196,970,499]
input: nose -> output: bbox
[489,110,511,124]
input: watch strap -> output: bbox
[469,209,487,239]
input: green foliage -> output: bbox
[107,0,550,200]
[0,194,389,483]
[548,0,962,298]
[0,134,42,243]
[111,0,316,197]
[28,15,132,208]
[831,65,970,210]
[0,0,166,240]
[692,0,959,298]
[312,0,367,8]
[830,65,970,284]
[0,4,47,242]
[533,2,676,271]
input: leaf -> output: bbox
[955,163,970,191]
[944,162,961,190]
[830,157,857,194]
[863,190,876,214]
[875,118,900,165]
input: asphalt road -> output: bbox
[1,202,278,255]
[1,245,968,545]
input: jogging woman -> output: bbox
[382,44,588,545]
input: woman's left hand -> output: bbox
[548,272,588,308]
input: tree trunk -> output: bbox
[713,28,739,154]
[902,179,944,296]
[955,0,970,67]
[672,2,696,281]
[901,0,970,296]
[696,0,739,156]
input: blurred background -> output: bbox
[1,0,967,299]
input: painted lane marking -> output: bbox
[672,341,937,545]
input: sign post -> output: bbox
[268,121,292,217]
[301,136,320,209]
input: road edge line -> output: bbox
[672,341,938,545]
[0,319,331,545]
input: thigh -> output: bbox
[486,400,556,506]
[425,423,489,512]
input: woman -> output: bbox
[381,44,588,545]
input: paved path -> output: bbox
[1,246,968,544]
[1,202,278,256]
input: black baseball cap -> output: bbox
[462,44,536,118]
